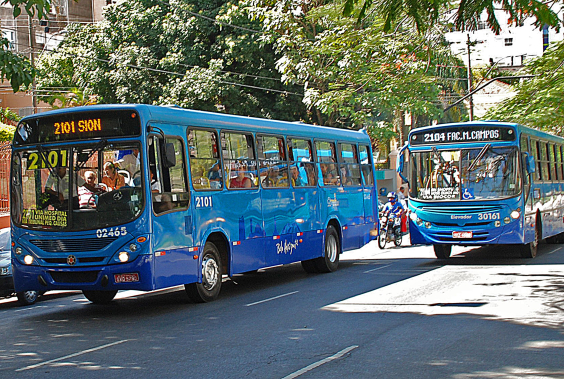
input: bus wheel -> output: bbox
[520,224,539,259]
[82,290,118,304]
[434,244,452,259]
[315,226,340,273]
[16,290,39,306]
[186,242,222,303]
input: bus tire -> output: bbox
[520,223,539,259]
[185,242,222,303]
[314,226,340,273]
[433,244,452,259]
[82,290,118,304]
[16,290,39,306]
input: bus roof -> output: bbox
[21,104,370,144]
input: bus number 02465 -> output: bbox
[97,227,127,238]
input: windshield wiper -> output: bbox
[467,144,491,172]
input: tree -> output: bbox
[342,0,562,34]
[483,39,564,135]
[246,0,466,144]
[35,0,309,121]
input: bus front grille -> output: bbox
[49,271,100,283]
[30,237,118,252]
[43,257,105,264]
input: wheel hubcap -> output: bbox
[202,256,219,290]
[327,235,337,262]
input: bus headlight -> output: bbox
[510,210,520,219]
[23,255,34,265]
[409,212,418,221]
[118,252,129,263]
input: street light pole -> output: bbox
[28,15,37,114]
[466,34,474,121]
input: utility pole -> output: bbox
[28,15,37,114]
[466,34,474,121]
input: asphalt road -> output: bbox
[1,240,563,379]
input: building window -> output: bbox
[504,38,513,46]
[1,30,16,50]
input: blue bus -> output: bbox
[10,104,378,304]
[399,120,564,259]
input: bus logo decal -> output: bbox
[67,255,77,265]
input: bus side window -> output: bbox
[288,138,316,187]
[339,143,362,186]
[222,132,258,189]
[150,135,190,214]
[315,140,339,186]
[188,129,222,190]
[359,145,374,186]
[257,135,289,188]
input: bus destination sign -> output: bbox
[410,125,515,146]
[15,110,141,145]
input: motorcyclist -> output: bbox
[382,191,405,220]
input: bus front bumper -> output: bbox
[12,254,155,293]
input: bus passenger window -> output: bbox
[149,136,189,214]
[188,129,222,190]
[316,140,339,186]
[339,143,362,186]
[222,132,257,189]
[359,145,374,186]
[288,138,316,187]
[257,135,289,188]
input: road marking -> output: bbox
[281,345,359,379]
[16,339,129,372]
[363,264,392,273]
[245,291,299,307]
[547,248,560,255]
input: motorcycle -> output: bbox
[377,212,403,249]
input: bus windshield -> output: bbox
[411,146,521,201]
[11,142,144,231]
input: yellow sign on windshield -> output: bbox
[27,150,68,170]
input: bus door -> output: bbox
[336,143,365,250]
[218,131,264,274]
[360,145,377,244]
[258,135,305,266]
[316,141,350,247]
[148,132,194,289]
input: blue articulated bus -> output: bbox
[399,120,564,259]
[10,104,378,304]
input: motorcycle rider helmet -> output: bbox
[387,191,397,203]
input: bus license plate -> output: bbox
[114,273,139,283]
[452,231,473,239]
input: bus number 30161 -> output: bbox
[478,213,500,220]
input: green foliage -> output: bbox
[0,107,20,125]
[0,122,16,142]
[36,0,309,121]
[246,0,463,133]
[342,0,562,34]
[483,40,564,135]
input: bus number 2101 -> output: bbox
[195,196,213,208]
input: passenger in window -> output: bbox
[291,165,305,187]
[207,162,223,189]
[116,149,140,177]
[102,161,126,191]
[230,165,252,189]
[78,171,104,208]
[263,167,283,187]
[150,168,161,193]
[44,167,83,210]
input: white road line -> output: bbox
[281,345,359,379]
[245,291,299,307]
[363,264,392,273]
[547,248,560,255]
[16,339,129,372]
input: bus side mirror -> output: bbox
[163,143,176,168]
[524,153,535,174]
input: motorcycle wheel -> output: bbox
[377,229,387,249]
[394,230,403,247]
